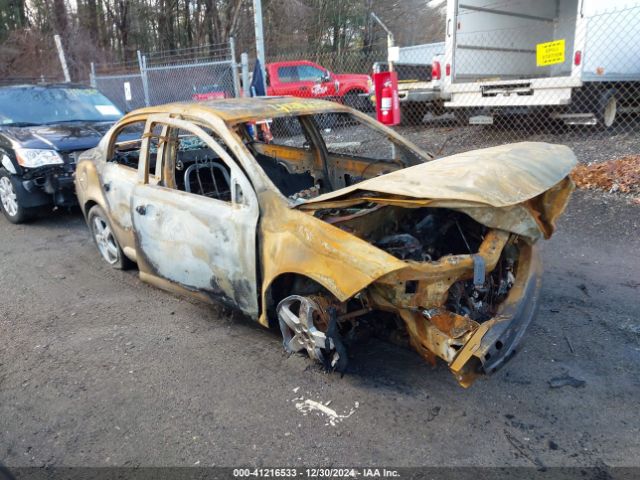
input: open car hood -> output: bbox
[297,142,577,241]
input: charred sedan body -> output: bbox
[75,97,575,386]
[0,84,122,223]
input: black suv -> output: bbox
[0,84,122,223]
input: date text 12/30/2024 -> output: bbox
[233,468,401,478]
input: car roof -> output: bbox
[126,96,349,124]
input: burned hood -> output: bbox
[298,142,577,241]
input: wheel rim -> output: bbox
[0,176,18,217]
[604,96,617,127]
[277,295,335,363]
[92,215,119,265]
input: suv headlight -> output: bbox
[15,148,64,168]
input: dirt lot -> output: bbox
[0,190,639,469]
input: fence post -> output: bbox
[241,53,250,98]
[90,62,96,88]
[229,37,241,98]
[137,50,151,107]
[54,34,71,82]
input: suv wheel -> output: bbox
[0,168,33,224]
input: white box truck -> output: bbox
[443,0,640,127]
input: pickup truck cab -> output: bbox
[265,60,372,111]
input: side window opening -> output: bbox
[239,118,317,199]
[297,65,325,82]
[166,127,232,202]
[110,121,160,175]
[277,66,298,83]
[239,112,425,202]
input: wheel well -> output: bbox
[84,200,98,218]
[264,273,333,329]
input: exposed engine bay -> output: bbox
[274,201,522,381]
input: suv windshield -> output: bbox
[0,86,122,126]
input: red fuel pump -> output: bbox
[373,71,400,126]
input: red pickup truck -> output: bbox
[265,60,372,111]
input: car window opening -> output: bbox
[111,121,160,176]
[239,112,423,202]
[167,128,232,202]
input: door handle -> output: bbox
[299,86,309,91]
[136,205,147,215]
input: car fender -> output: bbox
[257,190,407,327]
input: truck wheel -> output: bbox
[400,104,425,126]
[0,168,34,224]
[431,101,445,117]
[597,89,618,129]
[453,108,471,126]
[88,204,131,270]
[344,91,369,112]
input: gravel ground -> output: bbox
[0,190,638,470]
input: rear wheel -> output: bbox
[0,168,34,224]
[88,204,131,269]
[400,104,425,126]
[597,89,618,129]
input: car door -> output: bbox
[271,65,301,97]
[102,120,159,233]
[130,114,260,317]
[297,64,335,99]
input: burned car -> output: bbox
[75,97,575,386]
[0,84,122,223]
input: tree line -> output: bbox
[0,0,443,81]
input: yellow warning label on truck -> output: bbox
[536,39,565,67]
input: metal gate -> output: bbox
[91,40,240,113]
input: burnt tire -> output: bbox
[0,168,35,224]
[87,204,132,270]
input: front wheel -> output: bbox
[0,168,35,224]
[88,204,131,269]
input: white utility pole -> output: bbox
[54,34,71,82]
[253,0,267,93]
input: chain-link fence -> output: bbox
[91,41,238,113]
[261,1,639,164]
[88,1,639,166]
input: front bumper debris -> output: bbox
[366,230,541,387]
[19,161,77,207]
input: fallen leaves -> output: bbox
[571,155,640,196]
